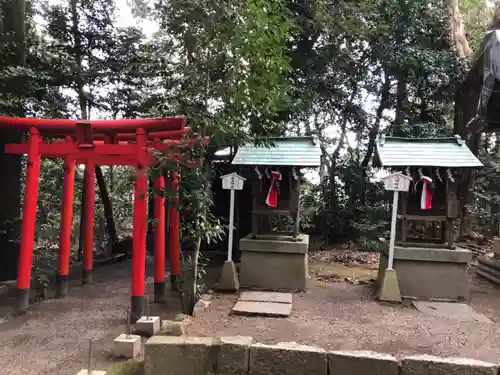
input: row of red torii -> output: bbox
[0,116,206,319]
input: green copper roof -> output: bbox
[375,135,483,168]
[231,136,321,167]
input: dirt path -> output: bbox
[188,268,500,363]
[0,260,181,375]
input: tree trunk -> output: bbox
[393,75,407,135]
[446,0,474,237]
[95,165,117,245]
[445,0,473,58]
[0,0,25,280]
[361,71,391,168]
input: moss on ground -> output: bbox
[107,360,144,375]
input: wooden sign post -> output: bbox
[378,172,412,302]
[218,172,246,291]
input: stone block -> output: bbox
[240,233,309,254]
[158,320,186,336]
[377,268,401,302]
[135,316,160,336]
[192,299,211,316]
[76,371,106,375]
[328,350,399,375]
[240,291,293,304]
[232,301,292,317]
[378,245,472,300]
[218,336,253,375]
[113,334,142,359]
[144,336,219,375]
[201,293,213,301]
[218,261,240,292]
[173,313,190,322]
[401,355,498,375]
[249,342,327,375]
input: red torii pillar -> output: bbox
[16,128,41,314]
[153,172,166,303]
[82,159,96,284]
[169,170,181,290]
[131,128,149,320]
[56,137,76,297]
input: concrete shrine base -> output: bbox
[376,243,472,301]
[239,233,309,291]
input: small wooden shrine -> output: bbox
[231,136,321,291]
[374,134,483,301]
[374,134,483,247]
[248,164,302,240]
[232,136,320,240]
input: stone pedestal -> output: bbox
[377,244,472,301]
[218,261,240,292]
[377,268,401,302]
[136,316,161,337]
[239,234,309,291]
[113,334,142,359]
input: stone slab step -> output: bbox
[239,291,293,304]
[232,301,292,317]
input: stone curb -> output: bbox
[143,336,500,375]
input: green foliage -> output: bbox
[0,0,487,288]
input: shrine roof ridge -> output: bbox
[231,136,321,167]
[374,134,483,168]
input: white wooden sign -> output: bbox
[220,172,246,262]
[382,172,412,192]
[381,172,412,270]
[221,172,245,191]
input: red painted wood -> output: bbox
[17,128,41,290]
[154,174,166,284]
[0,116,186,134]
[131,129,148,298]
[169,171,181,281]
[58,137,76,277]
[83,159,96,276]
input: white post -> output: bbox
[227,188,235,262]
[388,190,399,269]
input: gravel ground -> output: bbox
[0,259,182,375]
[188,267,500,363]
[3,251,500,373]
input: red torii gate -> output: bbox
[0,116,204,319]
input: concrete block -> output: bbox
[239,234,309,291]
[201,293,212,301]
[173,313,190,322]
[158,320,186,336]
[113,334,142,359]
[135,316,160,336]
[249,341,327,375]
[144,335,219,375]
[240,233,309,254]
[401,355,498,375]
[378,245,471,300]
[377,268,401,302]
[218,261,240,292]
[76,370,107,375]
[328,350,399,375]
[193,299,211,316]
[218,336,253,375]
[240,291,293,304]
[232,301,292,317]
